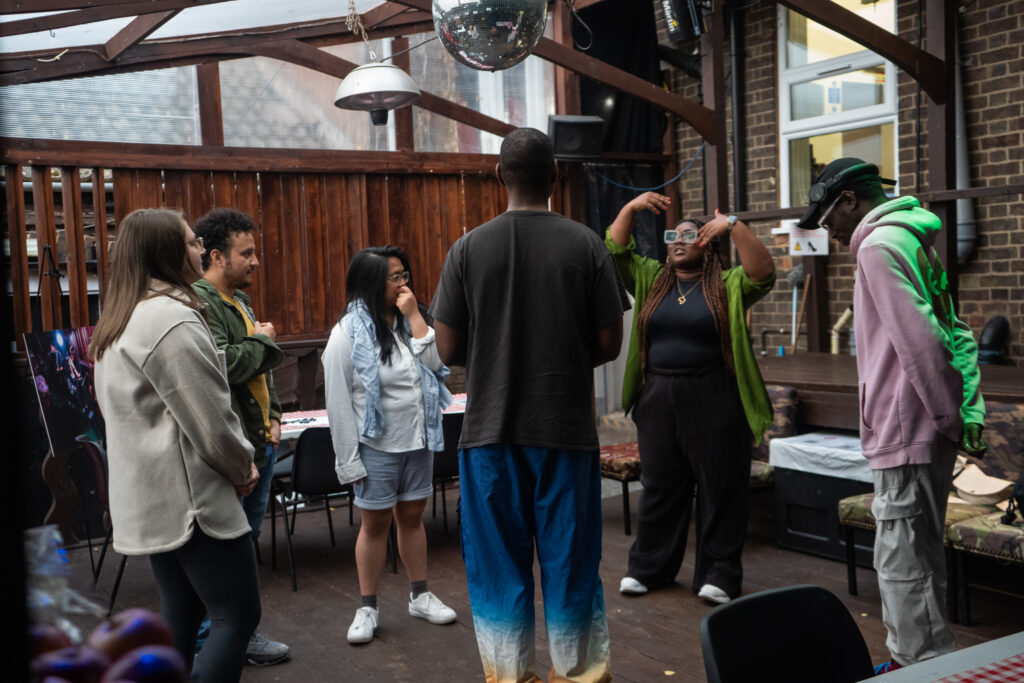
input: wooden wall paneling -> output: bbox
[258,173,286,335]
[387,175,412,252]
[301,173,329,333]
[6,164,30,346]
[364,175,390,248]
[211,171,235,207]
[461,175,485,236]
[321,173,351,322]
[404,175,430,297]
[91,167,109,305]
[281,174,307,334]
[135,169,163,208]
[161,169,187,214]
[31,165,60,330]
[234,172,262,317]
[111,168,135,237]
[419,174,447,302]
[184,170,213,223]
[59,167,89,327]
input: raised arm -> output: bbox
[609,192,672,247]
[697,209,775,282]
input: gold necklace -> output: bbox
[675,278,701,305]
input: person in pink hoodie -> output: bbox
[797,158,987,674]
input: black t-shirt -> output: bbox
[646,281,722,371]
[429,210,630,450]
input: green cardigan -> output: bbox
[605,230,776,444]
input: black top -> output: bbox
[429,210,630,450]
[646,280,722,371]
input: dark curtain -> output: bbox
[574,0,667,260]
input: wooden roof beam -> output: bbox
[2,0,164,10]
[778,0,947,103]
[0,0,230,37]
[103,10,179,61]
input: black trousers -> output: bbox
[626,364,752,597]
[149,528,261,682]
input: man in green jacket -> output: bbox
[193,208,290,667]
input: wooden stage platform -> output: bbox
[66,484,1024,682]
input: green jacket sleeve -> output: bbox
[194,285,284,385]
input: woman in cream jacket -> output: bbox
[90,208,260,682]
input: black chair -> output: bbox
[69,435,127,617]
[432,412,462,533]
[269,427,356,591]
[700,585,875,683]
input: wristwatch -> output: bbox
[726,214,738,234]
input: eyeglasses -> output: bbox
[385,271,410,284]
[817,193,845,231]
[188,236,204,249]
[664,228,699,245]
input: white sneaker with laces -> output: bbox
[619,577,648,595]
[408,591,456,624]
[347,606,378,644]
[697,583,731,604]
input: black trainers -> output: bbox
[245,630,290,666]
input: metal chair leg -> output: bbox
[282,498,297,592]
[621,480,632,536]
[94,526,114,589]
[441,480,449,534]
[956,549,970,626]
[325,495,336,546]
[844,525,858,596]
[945,546,958,624]
[107,555,128,617]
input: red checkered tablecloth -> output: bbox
[938,652,1024,682]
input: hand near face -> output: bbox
[235,463,260,497]
[961,423,986,458]
[697,209,732,246]
[396,286,419,319]
[269,418,281,448]
[628,191,671,216]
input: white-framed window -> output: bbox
[777,1,899,231]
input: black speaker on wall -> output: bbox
[548,115,604,161]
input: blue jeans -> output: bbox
[197,444,275,651]
[242,445,277,540]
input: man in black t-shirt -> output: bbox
[430,128,626,683]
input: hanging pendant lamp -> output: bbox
[333,62,421,126]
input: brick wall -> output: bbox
[655,0,1023,363]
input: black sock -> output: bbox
[410,580,428,599]
[361,594,377,609]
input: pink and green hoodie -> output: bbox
[849,196,985,469]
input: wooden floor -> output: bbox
[66,485,1024,682]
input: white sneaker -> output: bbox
[697,583,731,604]
[619,577,648,595]
[408,591,456,624]
[347,606,378,644]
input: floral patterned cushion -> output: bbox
[751,384,799,463]
[599,441,641,481]
[948,512,1024,562]
[838,492,999,541]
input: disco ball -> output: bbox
[433,0,548,72]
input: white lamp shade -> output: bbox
[333,63,421,111]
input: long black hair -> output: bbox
[344,245,415,365]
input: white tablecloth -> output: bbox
[769,431,873,484]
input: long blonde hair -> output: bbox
[88,208,203,361]
[636,223,733,376]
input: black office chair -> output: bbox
[69,435,127,617]
[432,412,462,533]
[700,584,875,683]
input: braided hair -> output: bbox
[635,220,734,378]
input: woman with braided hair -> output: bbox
[605,191,775,604]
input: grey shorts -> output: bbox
[354,443,434,510]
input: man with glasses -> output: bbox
[798,158,986,674]
[192,208,291,667]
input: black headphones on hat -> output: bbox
[807,163,894,204]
